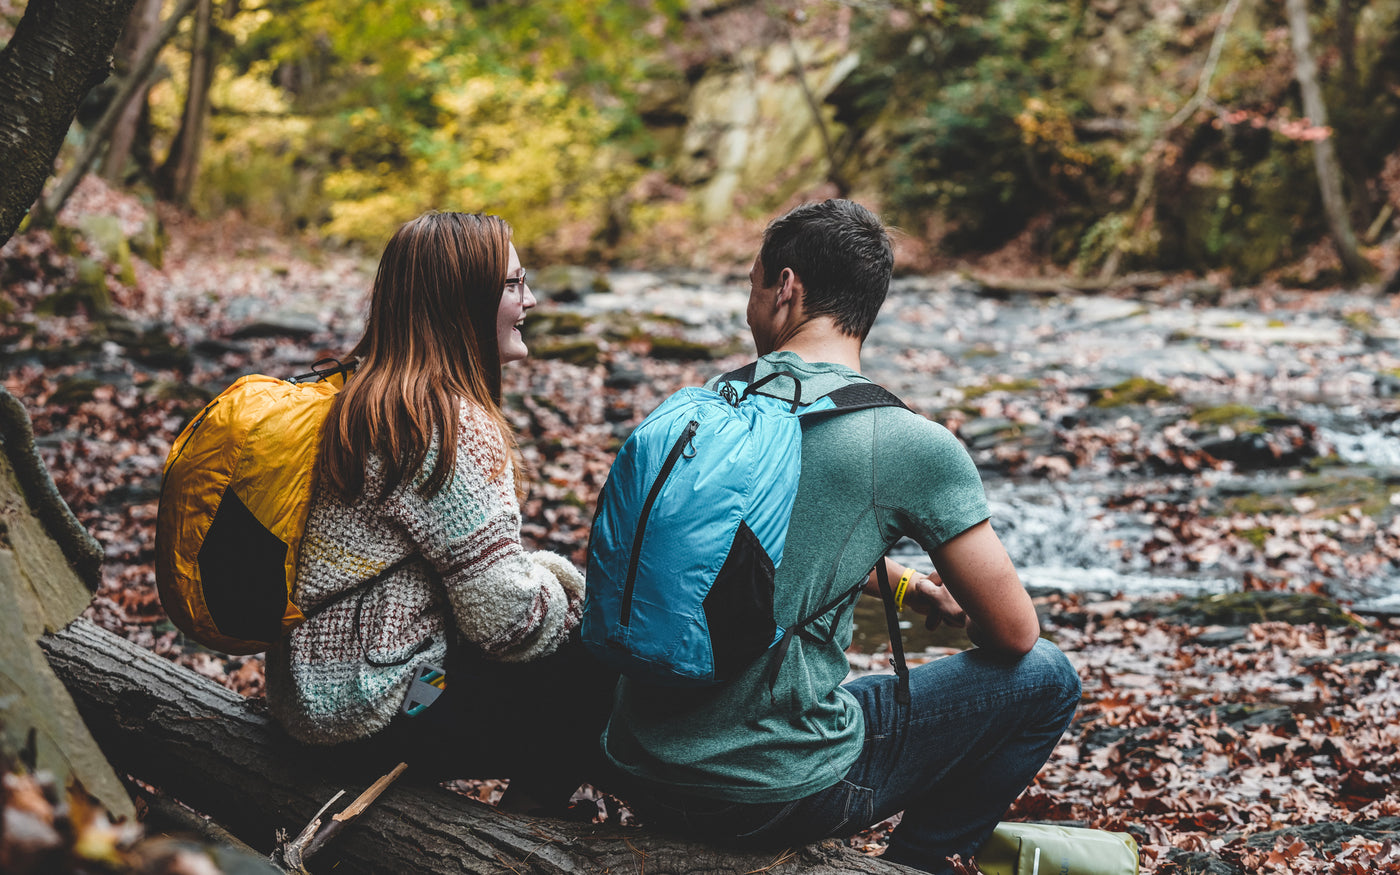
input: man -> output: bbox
[601,199,1080,874]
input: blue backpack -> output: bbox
[583,363,910,689]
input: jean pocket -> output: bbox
[732,798,801,841]
[824,780,876,838]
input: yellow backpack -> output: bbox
[155,360,352,654]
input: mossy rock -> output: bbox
[129,210,166,269]
[77,214,138,286]
[1137,591,1357,628]
[962,378,1041,400]
[649,335,719,361]
[107,322,191,370]
[1206,703,1296,732]
[48,378,104,406]
[1088,377,1175,408]
[524,311,590,338]
[1220,472,1394,519]
[532,265,610,302]
[37,258,111,317]
[148,380,214,410]
[1242,817,1400,854]
[1189,403,1266,429]
[532,339,602,365]
[1162,850,1241,875]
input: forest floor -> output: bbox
[3,182,1400,874]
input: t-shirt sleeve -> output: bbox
[873,409,991,553]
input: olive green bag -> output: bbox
[976,823,1140,875]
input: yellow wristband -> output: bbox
[894,568,915,612]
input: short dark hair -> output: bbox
[758,199,893,340]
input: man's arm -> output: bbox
[865,521,1040,657]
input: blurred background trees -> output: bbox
[4,0,1399,283]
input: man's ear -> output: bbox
[775,267,799,308]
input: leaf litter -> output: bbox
[4,188,1400,873]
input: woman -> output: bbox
[265,212,612,810]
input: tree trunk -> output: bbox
[0,0,139,247]
[101,0,165,183]
[1284,0,1373,281]
[31,0,201,227]
[43,618,917,875]
[0,389,132,819]
[156,0,217,204]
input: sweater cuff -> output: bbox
[529,550,585,604]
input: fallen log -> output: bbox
[44,618,917,875]
[962,270,1167,296]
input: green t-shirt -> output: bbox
[601,352,992,802]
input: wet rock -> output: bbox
[1102,345,1275,380]
[526,310,589,337]
[1134,592,1356,628]
[1192,627,1248,647]
[129,209,166,269]
[76,213,137,286]
[604,364,647,391]
[230,312,322,339]
[1086,376,1176,408]
[603,400,635,424]
[1191,321,1348,346]
[1208,703,1296,733]
[534,266,609,302]
[1070,298,1148,325]
[192,338,252,359]
[1298,650,1400,668]
[1162,851,1241,875]
[101,475,162,508]
[148,380,214,410]
[533,339,602,365]
[649,335,720,361]
[1243,817,1400,853]
[48,377,103,406]
[1194,417,1319,470]
[111,324,191,370]
[38,258,111,317]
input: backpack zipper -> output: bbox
[620,419,698,628]
[158,401,218,506]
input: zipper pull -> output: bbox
[682,420,698,458]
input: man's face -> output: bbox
[746,254,776,355]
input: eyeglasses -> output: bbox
[504,270,527,289]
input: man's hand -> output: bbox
[901,570,968,631]
[865,523,1040,656]
[863,560,966,630]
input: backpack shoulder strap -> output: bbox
[716,361,758,385]
[716,363,908,417]
[809,382,909,416]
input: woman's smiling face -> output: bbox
[496,243,536,364]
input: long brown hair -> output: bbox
[317,212,517,501]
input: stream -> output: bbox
[563,269,1400,648]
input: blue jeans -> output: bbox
[628,639,1080,875]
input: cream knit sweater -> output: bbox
[265,401,584,744]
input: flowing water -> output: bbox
[574,270,1400,641]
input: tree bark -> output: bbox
[1284,0,1373,281]
[43,618,918,875]
[0,0,139,247]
